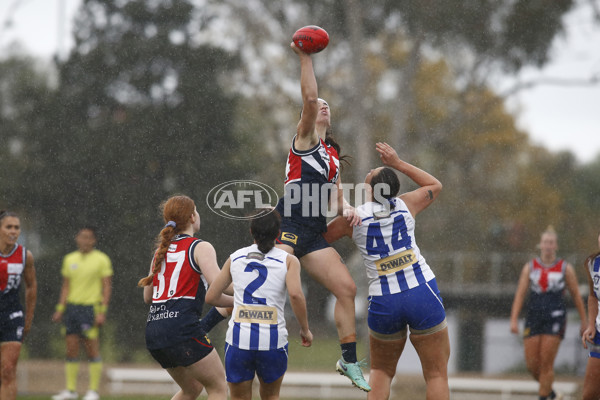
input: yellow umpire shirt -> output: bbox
[62,249,113,305]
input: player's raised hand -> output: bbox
[291,42,310,57]
[376,142,401,166]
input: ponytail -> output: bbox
[325,130,351,169]
[138,195,196,287]
[137,222,178,287]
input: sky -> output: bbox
[1,0,599,163]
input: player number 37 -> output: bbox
[153,251,186,299]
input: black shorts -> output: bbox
[524,309,566,339]
[64,304,96,336]
[149,335,214,369]
[0,310,24,343]
[276,219,329,258]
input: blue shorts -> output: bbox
[524,308,566,339]
[368,279,446,338]
[64,304,96,337]
[224,343,288,383]
[149,335,214,369]
[0,310,24,343]
[276,219,329,258]
[587,328,600,359]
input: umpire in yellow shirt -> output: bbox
[51,227,113,400]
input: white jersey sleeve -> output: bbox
[588,255,600,331]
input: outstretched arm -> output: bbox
[376,142,442,217]
[293,43,319,143]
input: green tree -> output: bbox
[3,0,598,362]
[2,0,248,359]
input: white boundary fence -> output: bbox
[106,367,580,399]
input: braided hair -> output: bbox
[138,195,196,287]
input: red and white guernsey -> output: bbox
[275,136,340,232]
[0,244,27,313]
[283,136,340,186]
[528,258,566,294]
[526,257,567,317]
[145,234,207,349]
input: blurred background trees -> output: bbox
[1,0,599,365]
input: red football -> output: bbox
[292,25,329,54]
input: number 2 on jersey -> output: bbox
[243,262,268,305]
[366,214,411,257]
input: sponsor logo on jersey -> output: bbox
[375,248,416,276]
[7,263,23,274]
[234,305,278,324]
[147,304,181,322]
[168,244,177,252]
[247,252,265,261]
[206,180,279,220]
[280,232,298,245]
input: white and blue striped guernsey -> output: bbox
[352,198,435,296]
[588,255,600,331]
[226,244,290,351]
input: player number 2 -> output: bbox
[243,262,268,305]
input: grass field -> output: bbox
[17,336,371,399]
[285,336,368,370]
[18,397,308,400]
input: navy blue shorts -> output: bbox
[149,335,214,369]
[368,279,446,337]
[224,343,288,383]
[64,304,96,336]
[0,310,24,343]
[276,219,329,258]
[524,308,566,339]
